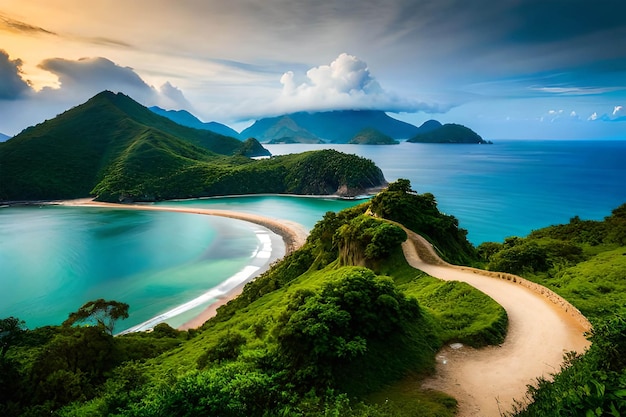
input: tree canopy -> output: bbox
[63,299,129,335]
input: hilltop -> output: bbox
[0,91,386,202]
[408,123,491,144]
[149,106,242,139]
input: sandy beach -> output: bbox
[60,198,309,329]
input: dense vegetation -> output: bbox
[407,123,491,144]
[477,204,626,415]
[1,180,508,417]
[370,179,477,264]
[0,91,385,202]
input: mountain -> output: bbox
[242,110,420,143]
[348,128,399,145]
[260,116,324,144]
[407,123,491,144]
[0,91,385,202]
[0,132,9,142]
[149,106,242,139]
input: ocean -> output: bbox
[1,140,625,330]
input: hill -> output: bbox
[149,106,242,139]
[416,119,443,133]
[0,92,386,202]
[348,127,399,145]
[0,132,9,142]
[242,110,420,143]
[407,123,491,144]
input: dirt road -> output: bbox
[402,229,591,417]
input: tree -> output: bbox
[0,316,26,359]
[63,299,129,335]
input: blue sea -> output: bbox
[1,140,625,330]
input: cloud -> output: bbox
[270,53,450,115]
[38,57,154,99]
[586,106,626,122]
[0,13,56,36]
[158,81,193,110]
[0,55,192,135]
[0,49,31,99]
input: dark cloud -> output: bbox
[82,36,133,48]
[0,13,56,35]
[0,49,31,99]
[38,57,154,100]
[0,55,193,135]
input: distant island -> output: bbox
[149,106,490,145]
[348,127,399,145]
[0,91,387,202]
[408,121,492,144]
[0,132,9,142]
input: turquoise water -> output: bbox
[2,140,625,330]
[0,206,264,331]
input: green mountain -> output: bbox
[348,127,399,145]
[149,106,242,139]
[407,123,491,144]
[0,92,385,202]
[242,110,420,143]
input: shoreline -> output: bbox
[58,198,309,330]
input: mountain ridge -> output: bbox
[149,106,242,139]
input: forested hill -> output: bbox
[408,123,491,144]
[0,91,385,202]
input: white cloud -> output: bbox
[613,105,625,117]
[269,53,450,115]
[588,112,598,121]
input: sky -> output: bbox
[1,0,625,139]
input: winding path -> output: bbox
[402,228,592,416]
